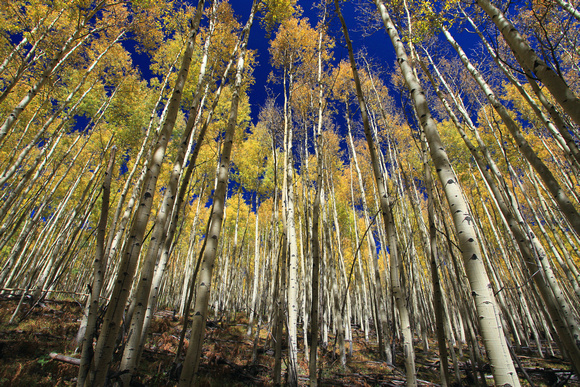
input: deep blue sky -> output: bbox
[229,1,398,126]
[121,0,480,211]
[126,1,478,130]
[123,0,483,169]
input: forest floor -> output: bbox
[0,297,578,386]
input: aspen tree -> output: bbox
[138,44,241,364]
[0,2,107,144]
[441,25,580,238]
[270,16,323,383]
[416,132,451,386]
[174,209,211,363]
[366,59,432,363]
[118,3,221,383]
[0,31,124,188]
[476,0,580,128]
[273,236,287,384]
[347,164,371,342]
[178,3,257,383]
[459,7,580,170]
[335,1,416,383]
[329,176,353,360]
[308,4,331,382]
[0,76,101,225]
[83,2,207,385]
[372,0,519,384]
[420,44,580,374]
[528,170,580,301]
[0,129,92,288]
[27,142,110,305]
[100,57,180,276]
[248,195,261,335]
[0,7,66,106]
[0,6,58,76]
[115,44,236,337]
[0,80,114,255]
[9,168,102,319]
[309,157,323,386]
[538,193,580,298]
[554,0,580,21]
[77,146,116,382]
[345,109,390,362]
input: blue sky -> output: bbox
[230,1,398,125]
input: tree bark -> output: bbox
[77,147,117,386]
[84,3,206,384]
[178,4,256,384]
[335,1,416,383]
[476,0,580,128]
[373,1,519,385]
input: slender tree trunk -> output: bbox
[460,8,580,170]
[476,0,580,128]
[309,174,322,386]
[0,7,68,104]
[372,1,519,384]
[335,1,416,382]
[0,30,123,188]
[441,25,580,237]
[0,3,106,145]
[416,136,450,386]
[423,44,580,373]
[248,196,261,336]
[178,5,256,384]
[85,4,205,384]
[555,0,580,21]
[118,4,218,382]
[77,147,117,386]
[0,8,64,77]
[281,62,300,387]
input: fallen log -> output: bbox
[49,352,80,366]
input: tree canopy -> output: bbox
[0,0,579,386]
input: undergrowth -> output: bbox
[0,298,577,386]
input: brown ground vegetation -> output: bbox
[0,298,577,386]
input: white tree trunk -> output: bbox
[178,4,256,384]
[373,1,519,385]
[476,0,580,127]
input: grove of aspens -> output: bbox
[0,0,579,386]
